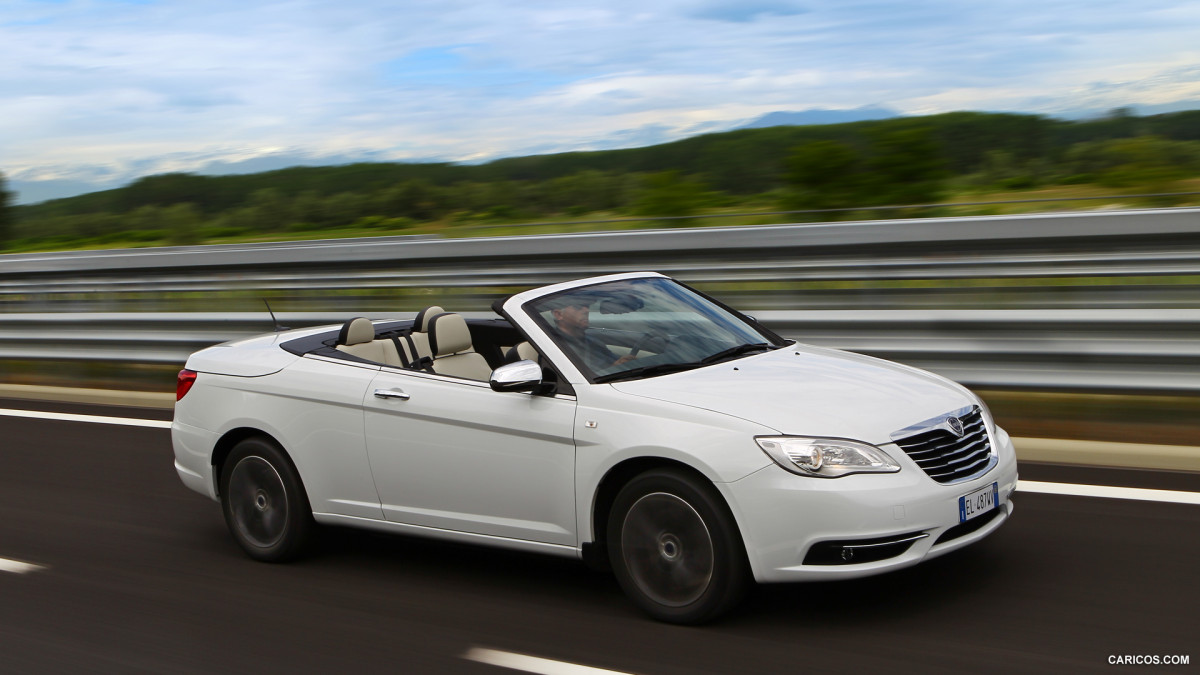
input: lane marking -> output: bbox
[0,557,46,574]
[464,648,637,675]
[0,408,172,429]
[1018,480,1200,505]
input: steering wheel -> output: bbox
[629,330,670,357]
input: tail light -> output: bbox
[176,369,198,401]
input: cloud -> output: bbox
[689,0,808,23]
[2,0,1199,199]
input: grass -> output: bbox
[7,181,1200,256]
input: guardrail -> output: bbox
[2,209,1200,312]
[1,309,1197,394]
[1,209,1198,394]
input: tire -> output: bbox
[219,437,314,562]
[607,469,749,624]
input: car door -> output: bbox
[362,367,579,546]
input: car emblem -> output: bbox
[947,416,964,437]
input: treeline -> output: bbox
[7,108,1200,248]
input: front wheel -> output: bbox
[219,437,314,562]
[608,469,749,624]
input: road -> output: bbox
[0,398,1196,674]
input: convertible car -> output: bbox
[172,271,1017,623]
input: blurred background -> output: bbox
[2,133,1199,449]
[1,4,1198,670]
[2,0,1199,450]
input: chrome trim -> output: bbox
[890,405,998,485]
[373,388,410,400]
[489,359,543,392]
[841,532,929,550]
[890,404,978,441]
[947,416,964,437]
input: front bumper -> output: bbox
[722,432,1018,583]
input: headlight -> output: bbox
[755,436,900,478]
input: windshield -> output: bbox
[524,277,786,383]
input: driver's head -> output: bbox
[551,301,590,337]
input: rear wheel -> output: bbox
[219,437,313,562]
[608,469,749,624]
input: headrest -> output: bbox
[427,313,472,357]
[414,305,445,333]
[504,342,540,363]
[338,317,375,346]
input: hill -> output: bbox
[6,108,1200,252]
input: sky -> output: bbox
[3,0,1200,202]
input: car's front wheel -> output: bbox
[608,469,749,624]
[219,437,313,562]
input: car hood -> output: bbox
[610,344,975,444]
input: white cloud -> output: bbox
[1,0,1199,197]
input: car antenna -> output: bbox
[263,299,289,332]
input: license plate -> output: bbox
[959,482,998,523]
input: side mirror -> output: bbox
[489,360,544,393]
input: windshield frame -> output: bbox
[520,276,789,385]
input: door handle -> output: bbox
[373,388,411,400]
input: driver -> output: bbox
[549,299,637,370]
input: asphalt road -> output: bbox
[0,400,1197,674]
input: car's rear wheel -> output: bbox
[608,469,749,624]
[219,437,313,562]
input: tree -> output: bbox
[542,171,627,214]
[864,126,948,205]
[782,140,867,212]
[119,173,218,212]
[161,203,203,245]
[0,172,13,248]
[248,188,293,231]
[379,180,446,221]
[632,171,717,219]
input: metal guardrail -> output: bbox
[2,208,1199,311]
[1,309,1198,394]
[1,209,1198,393]
[2,207,1199,277]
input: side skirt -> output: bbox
[312,512,582,559]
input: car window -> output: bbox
[524,277,784,383]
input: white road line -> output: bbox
[0,557,46,574]
[1018,480,1200,505]
[0,408,172,429]
[464,648,637,675]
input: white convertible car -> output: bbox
[172,271,1017,623]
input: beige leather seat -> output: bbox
[414,305,444,333]
[335,317,403,366]
[505,341,540,363]
[427,312,492,380]
[401,305,444,365]
[383,305,443,367]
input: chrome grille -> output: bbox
[892,406,994,484]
